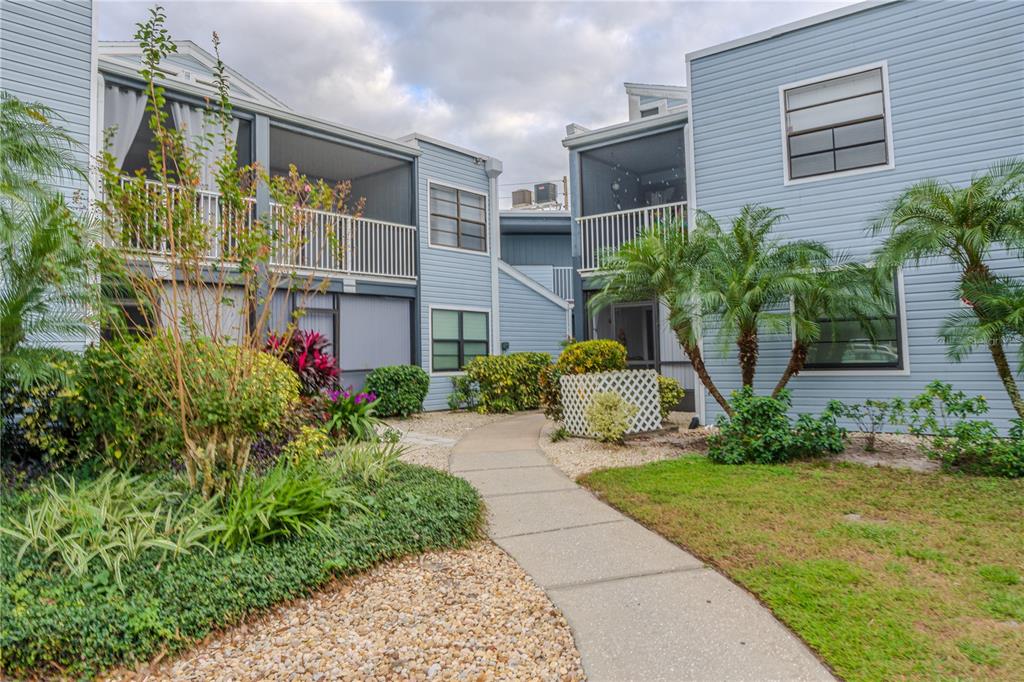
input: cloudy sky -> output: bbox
[98,0,853,206]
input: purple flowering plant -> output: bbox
[323,385,380,442]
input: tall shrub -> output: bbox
[364,365,429,417]
[463,352,551,413]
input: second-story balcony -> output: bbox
[578,201,686,271]
[573,125,687,272]
[113,178,417,281]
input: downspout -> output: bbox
[485,158,502,355]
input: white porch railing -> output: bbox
[112,177,256,260]
[578,201,686,271]
[269,203,416,280]
[553,266,574,303]
[111,179,416,280]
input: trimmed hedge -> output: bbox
[462,352,552,413]
[0,463,482,678]
[363,365,430,417]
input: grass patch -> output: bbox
[581,456,1024,681]
[0,463,482,678]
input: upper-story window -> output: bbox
[782,65,893,182]
[429,184,487,252]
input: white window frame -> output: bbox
[778,61,896,186]
[427,304,491,376]
[426,179,490,256]
[795,268,911,376]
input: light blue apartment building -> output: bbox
[687,0,1024,429]
[4,0,1022,423]
[0,0,571,409]
[561,0,1023,428]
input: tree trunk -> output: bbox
[962,263,1024,419]
[772,341,808,398]
[988,336,1024,419]
[681,341,732,417]
[737,330,759,388]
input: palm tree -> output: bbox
[0,92,95,388]
[872,159,1024,418]
[772,261,892,396]
[941,274,1024,379]
[698,204,831,388]
[589,224,734,415]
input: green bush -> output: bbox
[462,352,551,413]
[364,365,430,417]
[902,381,1021,477]
[656,375,686,422]
[0,471,220,588]
[447,374,479,410]
[0,463,481,678]
[585,391,638,443]
[825,398,906,452]
[541,340,627,419]
[1,350,85,480]
[76,340,176,471]
[215,459,358,551]
[933,419,1024,478]
[707,388,845,464]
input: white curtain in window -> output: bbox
[103,85,148,170]
[170,102,239,189]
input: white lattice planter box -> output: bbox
[560,369,662,438]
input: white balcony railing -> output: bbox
[553,266,574,303]
[111,179,416,280]
[269,203,416,280]
[578,201,686,271]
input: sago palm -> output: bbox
[698,204,831,388]
[0,91,95,388]
[589,223,734,415]
[871,158,1024,418]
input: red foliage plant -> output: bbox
[265,329,339,396]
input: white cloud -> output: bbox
[98,0,856,205]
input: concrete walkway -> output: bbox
[449,412,834,682]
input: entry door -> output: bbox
[611,303,656,369]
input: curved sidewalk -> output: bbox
[450,412,833,682]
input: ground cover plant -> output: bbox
[582,457,1024,681]
[0,462,481,678]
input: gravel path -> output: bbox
[539,418,711,479]
[105,411,584,682]
[107,542,582,682]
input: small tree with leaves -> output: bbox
[96,8,362,496]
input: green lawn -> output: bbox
[581,456,1024,681]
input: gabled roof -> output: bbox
[98,40,290,110]
[624,82,689,102]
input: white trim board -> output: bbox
[498,261,572,311]
[778,61,896,186]
[400,132,496,163]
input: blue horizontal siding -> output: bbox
[689,0,1024,430]
[415,141,495,410]
[499,269,568,359]
[1,0,93,352]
